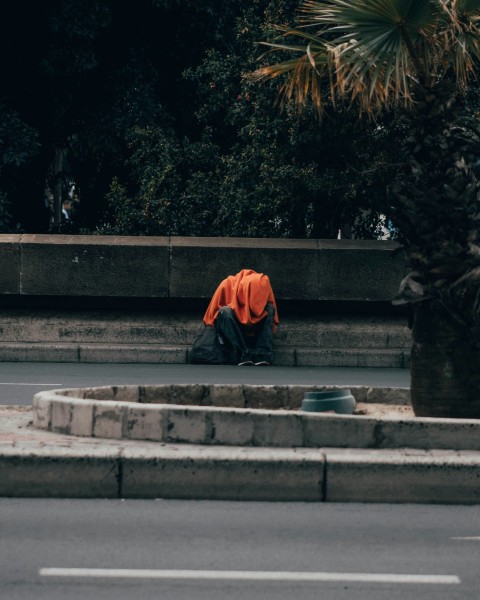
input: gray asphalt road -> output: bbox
[0,499,478,600]
[0,362,410,405]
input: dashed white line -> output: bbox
[0,383,62,386]
[38,568,460,585]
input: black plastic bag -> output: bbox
[188,326,232,365]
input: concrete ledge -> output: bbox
[0,441,324,501]
[19,235,170,298]
[0,310,411,366]
[0,235,21,294]
[0,342,409,367]
[0,234,406,302]
[325,449,480,504]
[0,446,120,498]
[121,445,324,501]
[3,442,479,503]
[32,384,480,451]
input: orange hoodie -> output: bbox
[203,269,279,332]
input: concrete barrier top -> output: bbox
[0,234,406,302]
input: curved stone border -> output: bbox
[32,384,480,451]
[37,383,411,409]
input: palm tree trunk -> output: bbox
[411,300,480,418]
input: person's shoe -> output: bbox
[252,354,272,366]
[238,352,254,366]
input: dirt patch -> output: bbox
[354,403,414,418]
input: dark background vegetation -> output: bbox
[1,0,405,238]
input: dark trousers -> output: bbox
[215,303,275,363]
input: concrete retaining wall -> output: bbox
[0,234,406,302]
[0,235,410,366]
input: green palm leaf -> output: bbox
[254,0,480,115]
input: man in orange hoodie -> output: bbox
[202,269,279,366]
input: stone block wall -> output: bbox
[0,235,406,304]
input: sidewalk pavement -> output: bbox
[1,384,480,504]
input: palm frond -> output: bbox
[254,0,480,116]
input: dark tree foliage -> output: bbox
[0,0,402,237]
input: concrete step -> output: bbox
[274,315,410,349]
[0,309,410,346]
[0,309,410,366]
[0,309,201,345]
[0,342,409,367]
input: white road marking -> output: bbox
[0,383,62,386]
[451,536,480,541]
[38,568,460,585]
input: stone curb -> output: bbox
[323,448,480,504]
[0,342,409,368]
[32,384,480,451]
[1,408,480,503]
[1,438,479,503]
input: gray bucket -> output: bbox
[301,389,356,414]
